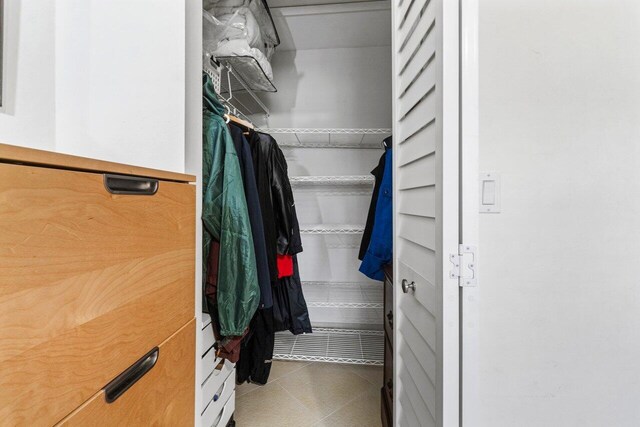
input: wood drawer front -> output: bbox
[0,163,195,425]
[380,386,392,427]
[58,319,196,427]
[384,275,393,342]
[383,335,393,401]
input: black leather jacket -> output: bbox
[247,131,303,281]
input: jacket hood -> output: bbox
[203,74,226,117]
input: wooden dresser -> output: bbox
[0,144,196,426]
[381,264,393,427]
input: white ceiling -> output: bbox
[270,1,391,51]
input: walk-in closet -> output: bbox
[199,1,393,425]
[6,0,638,426]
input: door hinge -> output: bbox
[450,244,477,287]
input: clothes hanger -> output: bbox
[224,105,231,124]
[227,113,254,131]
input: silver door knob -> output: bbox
[401,279,416,293]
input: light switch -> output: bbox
[479,172,501,213]
[482,181,496,205]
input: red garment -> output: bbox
[277,254,294,278]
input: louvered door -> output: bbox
[392,0,460,425]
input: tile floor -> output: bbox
[234,361,383,427]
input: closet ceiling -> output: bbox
[270,1,391,51]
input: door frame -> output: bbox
[460,0,480,425]
[391,0,461,424]
[390,0,480,424]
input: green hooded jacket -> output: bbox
[202,75,259,336]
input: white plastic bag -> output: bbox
[216,8,263,49]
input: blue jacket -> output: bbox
[360,146,392,281]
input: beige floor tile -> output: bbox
[313,388,382,427]
[234,381,321,427]
[277,362,374,418]
[235,380,261,398]
[348,364,384,386]
[268,360,312,382]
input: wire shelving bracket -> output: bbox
[273,328,384,365]
[299,225,365,235]
[259,128,392,149]
[289,175,374,186]
[203,54,270,121]
[303,281,383,309]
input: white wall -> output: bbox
[258,45,392,328]
[0,0,56,150]
[55,0,185,172]
[260,46,392,129]
[478,1,640,425]
[184,0,203,423]
[0,1,186,173]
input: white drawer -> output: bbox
[201,312,212,330]
[214,393,235,427]
[202,384,235,427]
[201,323,215,357]
[201,346,217,384]
[201,359,235,411]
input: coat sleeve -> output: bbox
[270,142,302,255]
[359,148,393,281]
[201,115,225,284]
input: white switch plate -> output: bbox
[479,172,501,213]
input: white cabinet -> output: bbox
[200,312,236,427]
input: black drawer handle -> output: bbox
[104,347,159,403]
[104,174,159,195]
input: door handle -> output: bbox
[104,347,159,403]
[401,279,415,294]
[104,174,159,195]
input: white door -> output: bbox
[392,0,460,425]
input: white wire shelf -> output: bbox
[303,281,383,309]
[300,225,365,235]
[273,328,384,365]
[290,175,374,186]
[311,327,384,335]
[258,128,391,149]
[264,128,391,134]
[203,54,270,120]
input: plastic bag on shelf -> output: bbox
[215,39,273,81]
[216,8,264,49]
[207,0,280,59]
[203,9,245,51]
[203,11,275,92]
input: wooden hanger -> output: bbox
[225,113,254,131]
